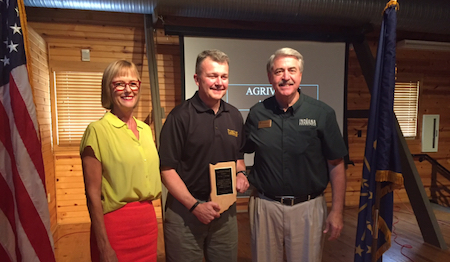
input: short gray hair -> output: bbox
[266,47,304,74]
[195,49,229,74]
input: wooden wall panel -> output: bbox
[28,27,57,232]
[54,154,87,224]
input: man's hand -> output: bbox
[325,158,345,241]
[236,173,250,193]
[323,210,344,241]
[192,202,221,224]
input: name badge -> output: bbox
[258,119,272,129]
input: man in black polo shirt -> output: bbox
[159,49,249,262]
[244,47,347,262]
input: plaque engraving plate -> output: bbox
[215,168,233,195]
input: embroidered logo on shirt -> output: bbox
[228,129,238,137]
[299,118,317,126]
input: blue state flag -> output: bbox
[354,1,404,262]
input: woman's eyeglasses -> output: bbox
[112,80,141,91]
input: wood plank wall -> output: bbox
[28,27,57,232]
[26,7,450,224]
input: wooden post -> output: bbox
[144,14,163,148]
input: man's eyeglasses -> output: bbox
[112,80,141,91]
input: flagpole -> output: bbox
[17,0,33,83]
[354,1,400,262]
[372,2,399,262]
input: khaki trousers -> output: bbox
[249,192,327,262]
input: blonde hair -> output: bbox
[101,60,141,109]
[266,47,304,74]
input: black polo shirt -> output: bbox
[159,91,245,200]
[244,91,347,196]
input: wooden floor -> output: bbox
[54,203,450,262]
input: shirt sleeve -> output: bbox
[243,107,258,154]
[322,110,348,160]
[159,111,186,169]
[80,123,102,162]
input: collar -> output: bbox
[290,89,303,112]
[190,91,229,114]
[267,89,303,115]
[103,111,143,129]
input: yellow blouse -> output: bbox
[80,112,161,214]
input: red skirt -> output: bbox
[90,201,158,262]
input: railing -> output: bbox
[412,154,450,207]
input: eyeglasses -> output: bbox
[112,80,141,91]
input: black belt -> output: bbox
[260,191,323,206]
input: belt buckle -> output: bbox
[279,196,295,206]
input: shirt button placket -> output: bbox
[282,118,288,182]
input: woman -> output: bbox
[80,60,162,262]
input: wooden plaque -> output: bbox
[209,161,236,214]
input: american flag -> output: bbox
[1,0,56,261]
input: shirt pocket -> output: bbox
[289,125,316,155]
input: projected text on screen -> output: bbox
[224,84,319,119]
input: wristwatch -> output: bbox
[236,170,248,178]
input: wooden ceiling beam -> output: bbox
[161,16,370,43]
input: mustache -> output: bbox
[210,86,226,90]
[277,80,295,86]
